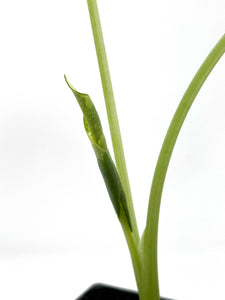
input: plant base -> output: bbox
[75,283,174,300]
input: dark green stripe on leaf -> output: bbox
[65,75,132,231]
[98,151,132,231]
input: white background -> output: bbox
[0,0,225,299]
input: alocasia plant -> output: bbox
[65,1,225,299]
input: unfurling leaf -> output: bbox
[65,75,132,231]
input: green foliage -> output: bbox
[66,1,225,299]
[65,75,132,231]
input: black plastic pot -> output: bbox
[75,283,174,300]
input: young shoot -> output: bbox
[65,1,225,299]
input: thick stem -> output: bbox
[142,34,225,300]
[120,211,142,292]
[86,0,139,244]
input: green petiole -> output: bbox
[86,0,140,246]
[141,33,225,300]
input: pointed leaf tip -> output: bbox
[65,77,133,231]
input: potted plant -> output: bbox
[65,1,225,299]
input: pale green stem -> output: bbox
[141,34,225,300]
[86,0,140,245]
[120,211,142,291]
